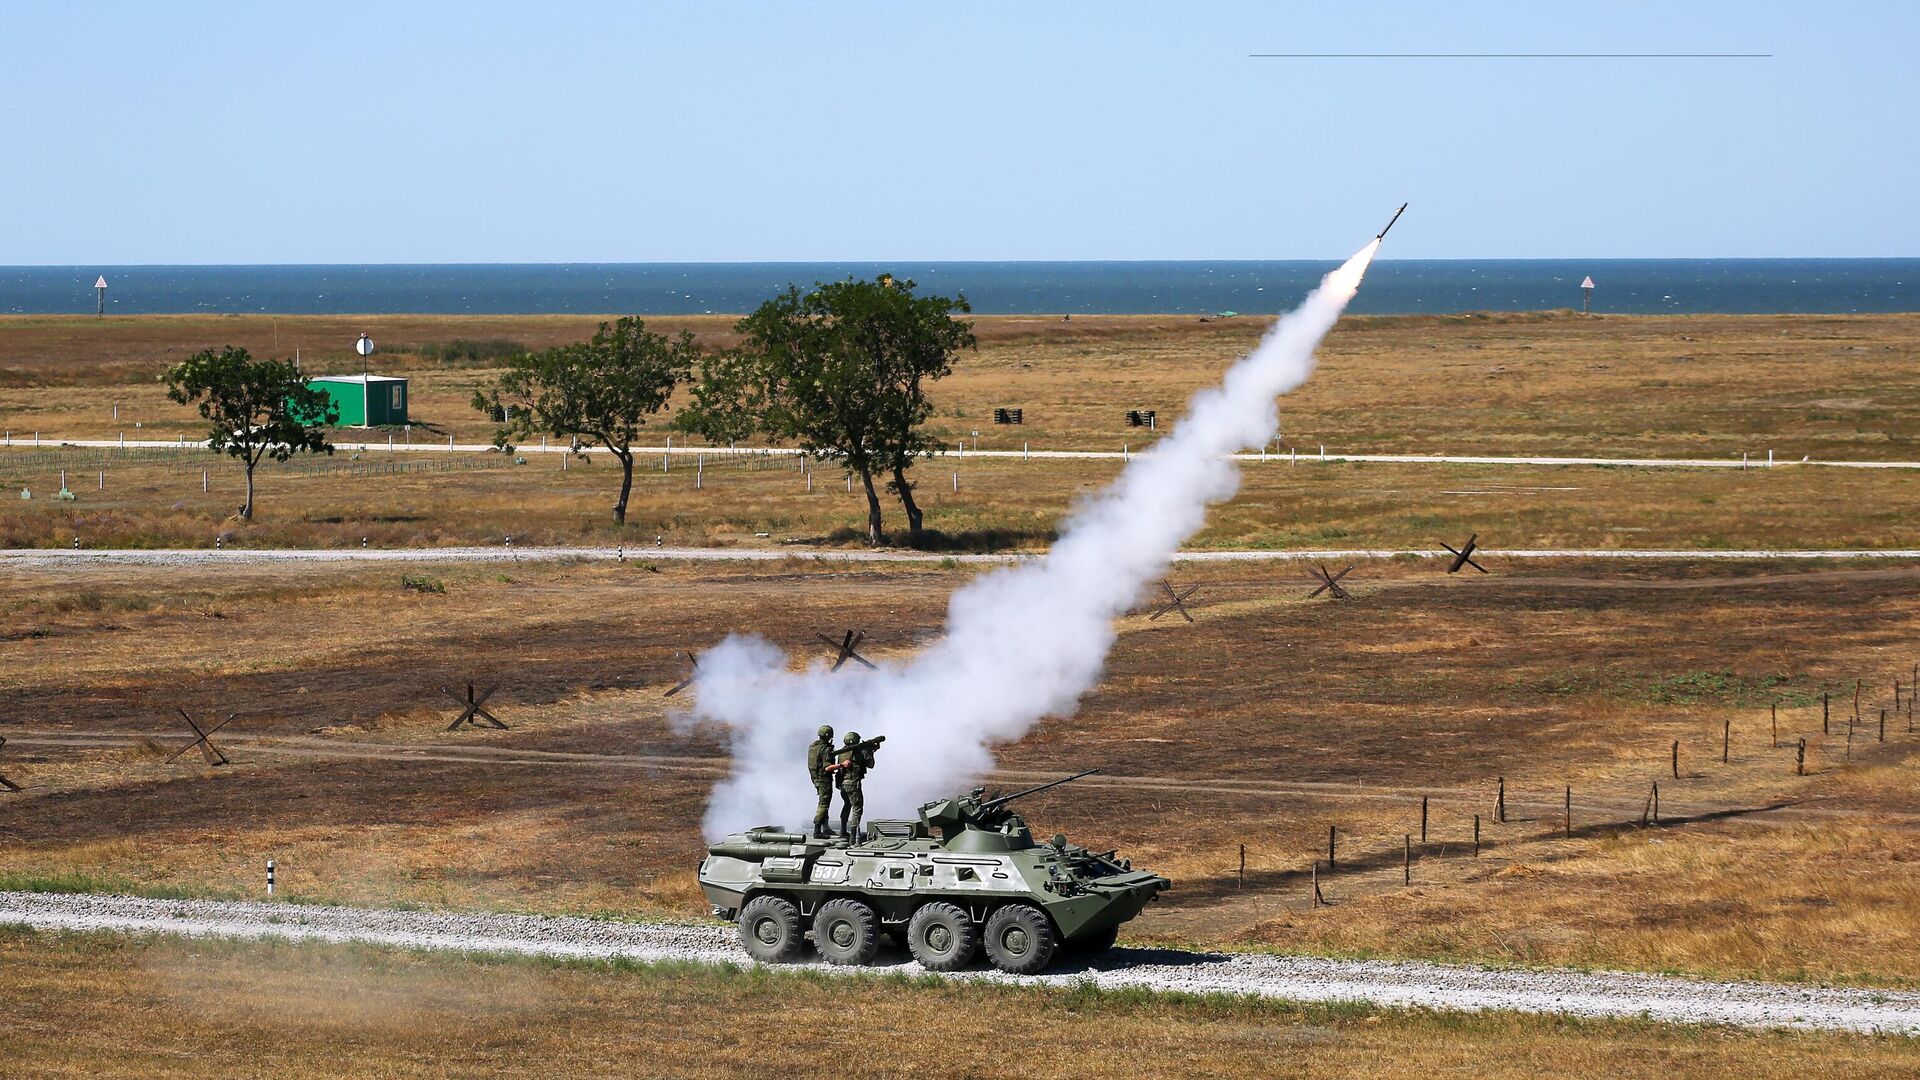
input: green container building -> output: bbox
[306,375,409,427]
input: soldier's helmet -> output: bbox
[817,725,833,739]
[843,731,861,745]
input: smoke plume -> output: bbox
[683,240,1381,836]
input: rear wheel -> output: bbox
[812,898,881,966]
[983,903,1057,975]
[738,895,805,963]
[907,901,978,972]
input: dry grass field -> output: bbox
[3,311,1918,458]
[2,445,1917,552]
[1,310,1915,553]
[8,929,1914,1079]
[3,556,1918,987]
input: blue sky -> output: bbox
[3,2,1913,263]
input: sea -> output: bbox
[2,260,1914,317]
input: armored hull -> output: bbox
[698,783,1170,973]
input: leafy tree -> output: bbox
[676,276,973,544]
[163,346,337,520]
[472,317,695,525]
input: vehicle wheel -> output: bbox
[737,895,805,963]
[907,901,978,972]
[812,898,881,966]
[1064,925,1119,957]
[983,903,1057,975]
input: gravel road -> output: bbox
[4,892,1916,1035]
[7,545,1920,569]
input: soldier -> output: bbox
[833,730,880,840]
[806,725,835,839]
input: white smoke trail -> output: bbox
[683,240,1382,836]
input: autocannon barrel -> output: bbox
[980,768,1101,812]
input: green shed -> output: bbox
[306,375,409,427]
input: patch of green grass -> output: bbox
[0,871,232,901]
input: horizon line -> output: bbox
[7,255,1918,271]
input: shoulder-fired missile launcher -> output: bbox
[698,769,1170,973]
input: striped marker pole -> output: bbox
[266,859,275,896]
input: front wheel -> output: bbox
[983,903,1057,975]
[907,901,978,972]
[738,895,805,963]
[812,898,881,966]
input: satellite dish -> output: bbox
[355,334,375,357]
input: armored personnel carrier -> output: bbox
[698,770,1170,974]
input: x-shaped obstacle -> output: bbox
[664,653,700,698]
[442,683,507,731]
[168,708,234,766]
[817,630,877,671]
[1307,563,1355,600]
[1148,580,1199,622]
[0,734,19,792]
[1440,533,1489,574]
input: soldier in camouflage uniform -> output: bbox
[834,730,879,841]
[807,725,835,839]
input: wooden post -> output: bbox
[1671,740,1680,779]
[1771,701,1778,749]
[1420,795,1428,844]
[1327,825,1336,869]
[1652,781,1660,825]
[1880,709,1886,743]
[1310,861,1322,908]
[1854,679,1862,725]
[1823,692,1830,735]
[1564,785,1572,838]
[1473,815,1481,856]
[1404,835,1412,885]
[1846,715,1854,761]
[1723,719,1730,764]
[1496,776,1506,823]
[1238,844,1246,890]
[1796,738,1806,775]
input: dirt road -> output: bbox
[4,891,1914,1034]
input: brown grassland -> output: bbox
[1,311,1916,551]
[3,311,1919,1068]
[2,448,1918,551]
[2,310,1918,457]
[3,557,1918,987]
[9,930,1916,1079]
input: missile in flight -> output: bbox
[1377,203,1408,240]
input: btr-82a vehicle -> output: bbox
[697,770,1170,974]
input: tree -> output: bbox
[472,317,695,525]
[163,346,337,520]
[676,277,973,544]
